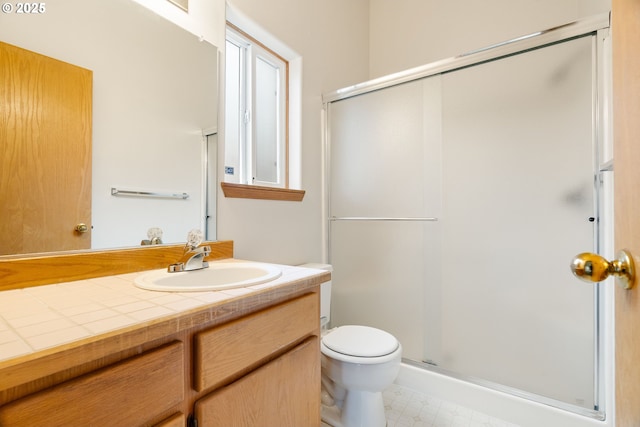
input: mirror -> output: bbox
[0,0,218,256]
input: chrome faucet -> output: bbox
[141,227,164,246]
[168,229,211,272]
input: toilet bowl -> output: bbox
[321,325,402,427]
[298,264,402,427]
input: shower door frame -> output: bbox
[323,14,612,420]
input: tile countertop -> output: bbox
[0,259,329,365]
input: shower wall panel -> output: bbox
[329,79,441,218]
[330,221,439,360]
[328,77,443,361]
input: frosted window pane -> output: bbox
[255,57,278,183]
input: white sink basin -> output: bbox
[134,262,282,292]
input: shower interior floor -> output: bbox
[383,383,522,427]
[321,383,522,427]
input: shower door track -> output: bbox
[323,14,609,104]
[404,359,605,421]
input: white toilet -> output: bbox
[300,264,402,427]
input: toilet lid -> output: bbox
[322,325,399,357]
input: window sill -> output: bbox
[220,182,305,202]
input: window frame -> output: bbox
[224,23,292,192]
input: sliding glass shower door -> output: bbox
[327,31,604,414]
[437,35,596,408]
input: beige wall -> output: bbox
[369,0,610,78]
[217,0,369,264]
[133,0,225,47]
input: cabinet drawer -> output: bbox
[194,337,321,427]
[194,292,318,392]
[0,341,184,427]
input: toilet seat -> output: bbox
[321,325,400,364]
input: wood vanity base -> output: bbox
[0,265,326,427]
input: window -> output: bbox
[225,24,288,189]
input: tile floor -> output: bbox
[383,384,521,427]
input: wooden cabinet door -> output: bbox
[0,41,92,255]
[194,337,320,427]
[0,342,184,427]
[194,293,319,392]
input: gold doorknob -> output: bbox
[74,223,89,233]
[570,250,636,289]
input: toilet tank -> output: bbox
[299,263,332,328]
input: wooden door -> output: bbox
[612,0,640,425]
[194,337,321,427]
[0,41,92,256]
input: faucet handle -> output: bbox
[147,227,163,240]
[185,229,204,249]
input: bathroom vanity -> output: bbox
[0,244,328,426]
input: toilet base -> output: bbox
[321,390,386,427]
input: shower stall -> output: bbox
[323,15,612,423]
